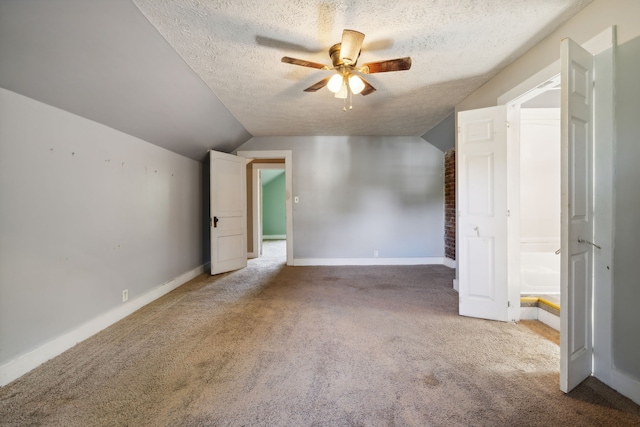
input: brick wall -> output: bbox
[444,149,456,260]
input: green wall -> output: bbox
[262,170,286,237]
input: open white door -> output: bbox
[210,150,247,275]
[560,38,595,393]
[458,106,510,322]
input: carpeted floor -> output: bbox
[1,241,639,426]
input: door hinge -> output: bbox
[506,210,511,217]
[508,301,511,308]
[506,121,510,128]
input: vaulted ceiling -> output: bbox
[0,0,592,160]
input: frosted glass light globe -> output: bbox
[349,75,365,95]
[327,74,344,93]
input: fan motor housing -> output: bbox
[329,43,345,67]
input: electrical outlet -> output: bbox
[122,289,128,303]
[373,250,379,258]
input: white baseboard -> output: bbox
[443,258,457,269]
[0,263,207,387]
[293,257,447,266]
[263,235,286,240]
[519,306,560,331]
[610,368,640,406]
[537,309,560,331]
[453,279,459,292]
[519,307,538,320]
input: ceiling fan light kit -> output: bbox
[282,29,412,111]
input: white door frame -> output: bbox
[496,27,615,391]
[250,163,285,258]
[237,150,294,266]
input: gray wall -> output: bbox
[613,35,640,381]
[237,136,444,260]
[421,113,455,152]
[0,0,252,161]
[0,88,203,366]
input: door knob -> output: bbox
[578,237,601,249]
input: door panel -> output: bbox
[458,106,509,322]
[570,253,589,354]
[467,154,494,216]
[210,150,247,275]
[560,37,594,393]
[466,237,494,299]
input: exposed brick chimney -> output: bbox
[444,149,456,260]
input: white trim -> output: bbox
[497,27,615,107]
[518,306,561,331]
[237,150,294,266]
[506,104,522,323]
[293,257,446,266]
[0,264,207,387]
[453,279,459,292]
[498,61,560,105]
[519,307,538,320]
[494,26,619,398]
[592,26,616,389]
[263,235,286,240]
[443,257,457,269]
[582,26,619,56]
[611,369,640,406]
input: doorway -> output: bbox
[458,27,615,394]
[255,165,286,262]
[236,150,294,266]
[510,78,562,330]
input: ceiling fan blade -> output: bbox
[340,29,365,65]
[359,77,376,96]
[360,57,412,74]
[256,35,322,53]
[281,56,329,70]
[303,77,331,92]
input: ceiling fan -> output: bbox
[281,29,412,110]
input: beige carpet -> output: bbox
[1,241,639,426]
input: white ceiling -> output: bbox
[0,0,593,160]
[132,0,591,137]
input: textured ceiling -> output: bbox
[132,0,592,137]
[0,0,593,160]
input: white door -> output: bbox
[560,38,594,393]
[210,150,247,275]
[458,106,510,322]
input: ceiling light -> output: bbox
[335,82,348,99]
[349,75,365,95]
[327,74,344,93]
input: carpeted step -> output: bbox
[520,296,560,316]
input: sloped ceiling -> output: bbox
[0,0,251,161]
[0,0,593,161]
